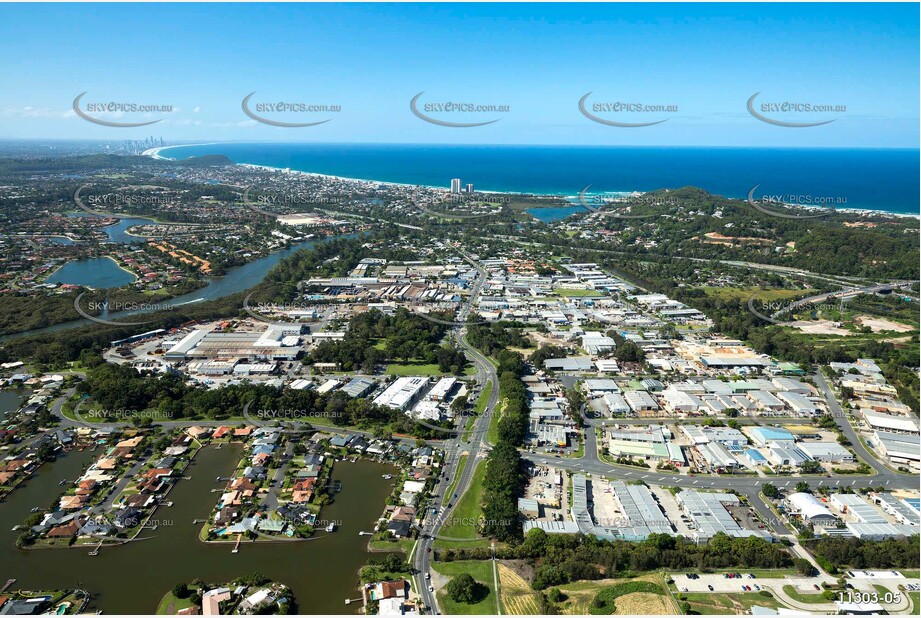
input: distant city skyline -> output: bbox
[0,3,917,147]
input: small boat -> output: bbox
[382,474,393,480]
[325,522,336,532]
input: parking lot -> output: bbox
[672,573,833,594]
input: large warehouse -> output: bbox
[165,324,305,361]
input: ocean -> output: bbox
[157,143,919,216]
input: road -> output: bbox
[768,282,915,322]
[412,250,499,615]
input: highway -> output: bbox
[412,250,499,615]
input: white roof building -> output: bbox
[787,492,837,524]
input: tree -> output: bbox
[547,588,566,603]
[762,483,780,499]
[795,481,811,493]
[794,558,818,577]
[446,573,487,604]
[173,583,190,599]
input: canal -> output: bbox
[3,235,330,342]
[0,445,398,614]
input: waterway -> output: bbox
[3,236,328,342]
[66,214,156,244]
[0,444,397,614]
[0,389,26,419]
[46,257,137,289]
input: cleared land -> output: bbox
[431,560,499,615]
[497,563,540,615]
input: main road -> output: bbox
[412,249,499,615]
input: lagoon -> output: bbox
[46,257,136,289]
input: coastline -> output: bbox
[143,144,919,219]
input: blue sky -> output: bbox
[0,2,917,147]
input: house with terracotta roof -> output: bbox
[212,427,232,439]
[390,506,416,523]
[95,457,118,470]
[233,426,254,438]
[116,436,144,449]
[370,580,408,600]
[48,519,82,537]
[59,494,87,510]
[144,468,173,480]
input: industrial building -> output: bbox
[675,490,771,541]
[373,377,430,411]
[797,441,855,463]
[786,492,837,526]
[165,325,304,362]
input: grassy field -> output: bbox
[587,580,671,615]
[475,381,492,414]
[681,591,783,615]
[547,576,676,615]
[432,560,499,615]
[782,585,832,604]
[368,536,415,555]
[486,397,505,445]
[386,362,445,376]
[555,288,603,297]
[435,460,488,549]
[156,591,197,615]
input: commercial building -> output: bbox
[624,390,659,414]
[797,442,855,463]
[373,377,430,411]
[748,426,796,446]
[675,490,770,541]
[165,325,304,362]
[786,492,837,526]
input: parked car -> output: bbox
[708,585,714,591]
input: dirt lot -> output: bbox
[788,320,851,335]
[854,315,914,333]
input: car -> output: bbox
[425,573,431,580]
[707,585,714,591]
[754,585,760,591]
[428,586,434,592]
[814,584,821,591]
[749,574,756,579]
[741,585,747,591]
[681,587,688,592]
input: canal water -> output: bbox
[46,257,137,289]
[0,390,26,420]
[0,445,397,614]
[3,236,329,342]
[66,214,157,244]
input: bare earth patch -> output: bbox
[854,315,914,333]
[788,320,850,335]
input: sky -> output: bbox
[0,2,918,147]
